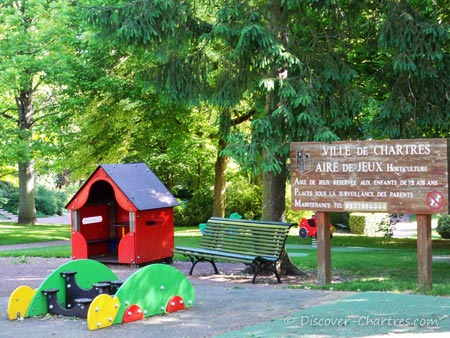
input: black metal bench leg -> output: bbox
[251,261,282,284]
[188,257,219,275]
[248,264,258,284]
[187,257,196,275]
[267,262,282,283]
[273,268,282,283]
[210,260,219,274]
[251,271,258,284]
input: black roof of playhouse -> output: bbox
[101,163,179,210]
[69,163,179,211]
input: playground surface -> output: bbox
[1,256,450,338]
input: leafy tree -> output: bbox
[81,0,360,276]
[0,0,78,223]
[213,1,366,224]
[218,0,449,224]
[79,0,228,210]
[374,0,450,138]
[59,25,218,195]
[80,0,449,277]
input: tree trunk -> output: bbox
[16,89,37,225]
[212,138,228,217]
[261,166,286,222]
[262,157,302,276]
[260,0,302,276]
[18,161,36,224]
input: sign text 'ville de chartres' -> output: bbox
[290,139,449,214]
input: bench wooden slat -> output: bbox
[200,235,286,246]
[174,217,293,283]
[199,239,283,252]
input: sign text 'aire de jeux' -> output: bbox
[290,139,449,214]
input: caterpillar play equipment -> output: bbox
[7,259,195,330]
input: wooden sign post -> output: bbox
[417,214,432,291]
[316,211,331,284]
[290,139,449,290]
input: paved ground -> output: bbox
[1,255,450,338]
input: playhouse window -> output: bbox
[82,216,103,225]
[145,218,163,226]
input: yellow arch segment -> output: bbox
[87,294,120,331]
[7,286,36,320]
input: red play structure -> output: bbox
[66,163,178,265]
[299,216,335,239]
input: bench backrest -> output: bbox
[199,217,293,258]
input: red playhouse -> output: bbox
[65,163,179,265]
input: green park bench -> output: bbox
[174,217,294,283]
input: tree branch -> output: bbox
[31,109,62,126]
[0,170,18,179]
[0,108,18,123]
[231,109,256,126]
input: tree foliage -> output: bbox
[0,0,80,223]
[60,7,218,195]
[375,0,450,138]
[1,0,448,226]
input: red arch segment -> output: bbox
[166,295,186,313]
[122,304,144,323]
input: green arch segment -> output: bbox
[113,264,195,324]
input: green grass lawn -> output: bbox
[0,245,72,258]
[1,224,449,295]
[0,222,71,245]
[286,234,450,295]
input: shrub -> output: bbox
[0,181,9,207]
[35,186,68,216]
[436,215,450,239]
[348,213,394,237]
[376,214,394,238]
[0,181,19,214]
[174,188,213,227]
[349,214,366,234]
[225,181,262,220]
[364,213,389,237]
[174,177,264,226]
[174,201,188,227]
[0,182,68,216]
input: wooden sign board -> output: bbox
[290,139,449,214]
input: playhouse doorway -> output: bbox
[77,181,130,263]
